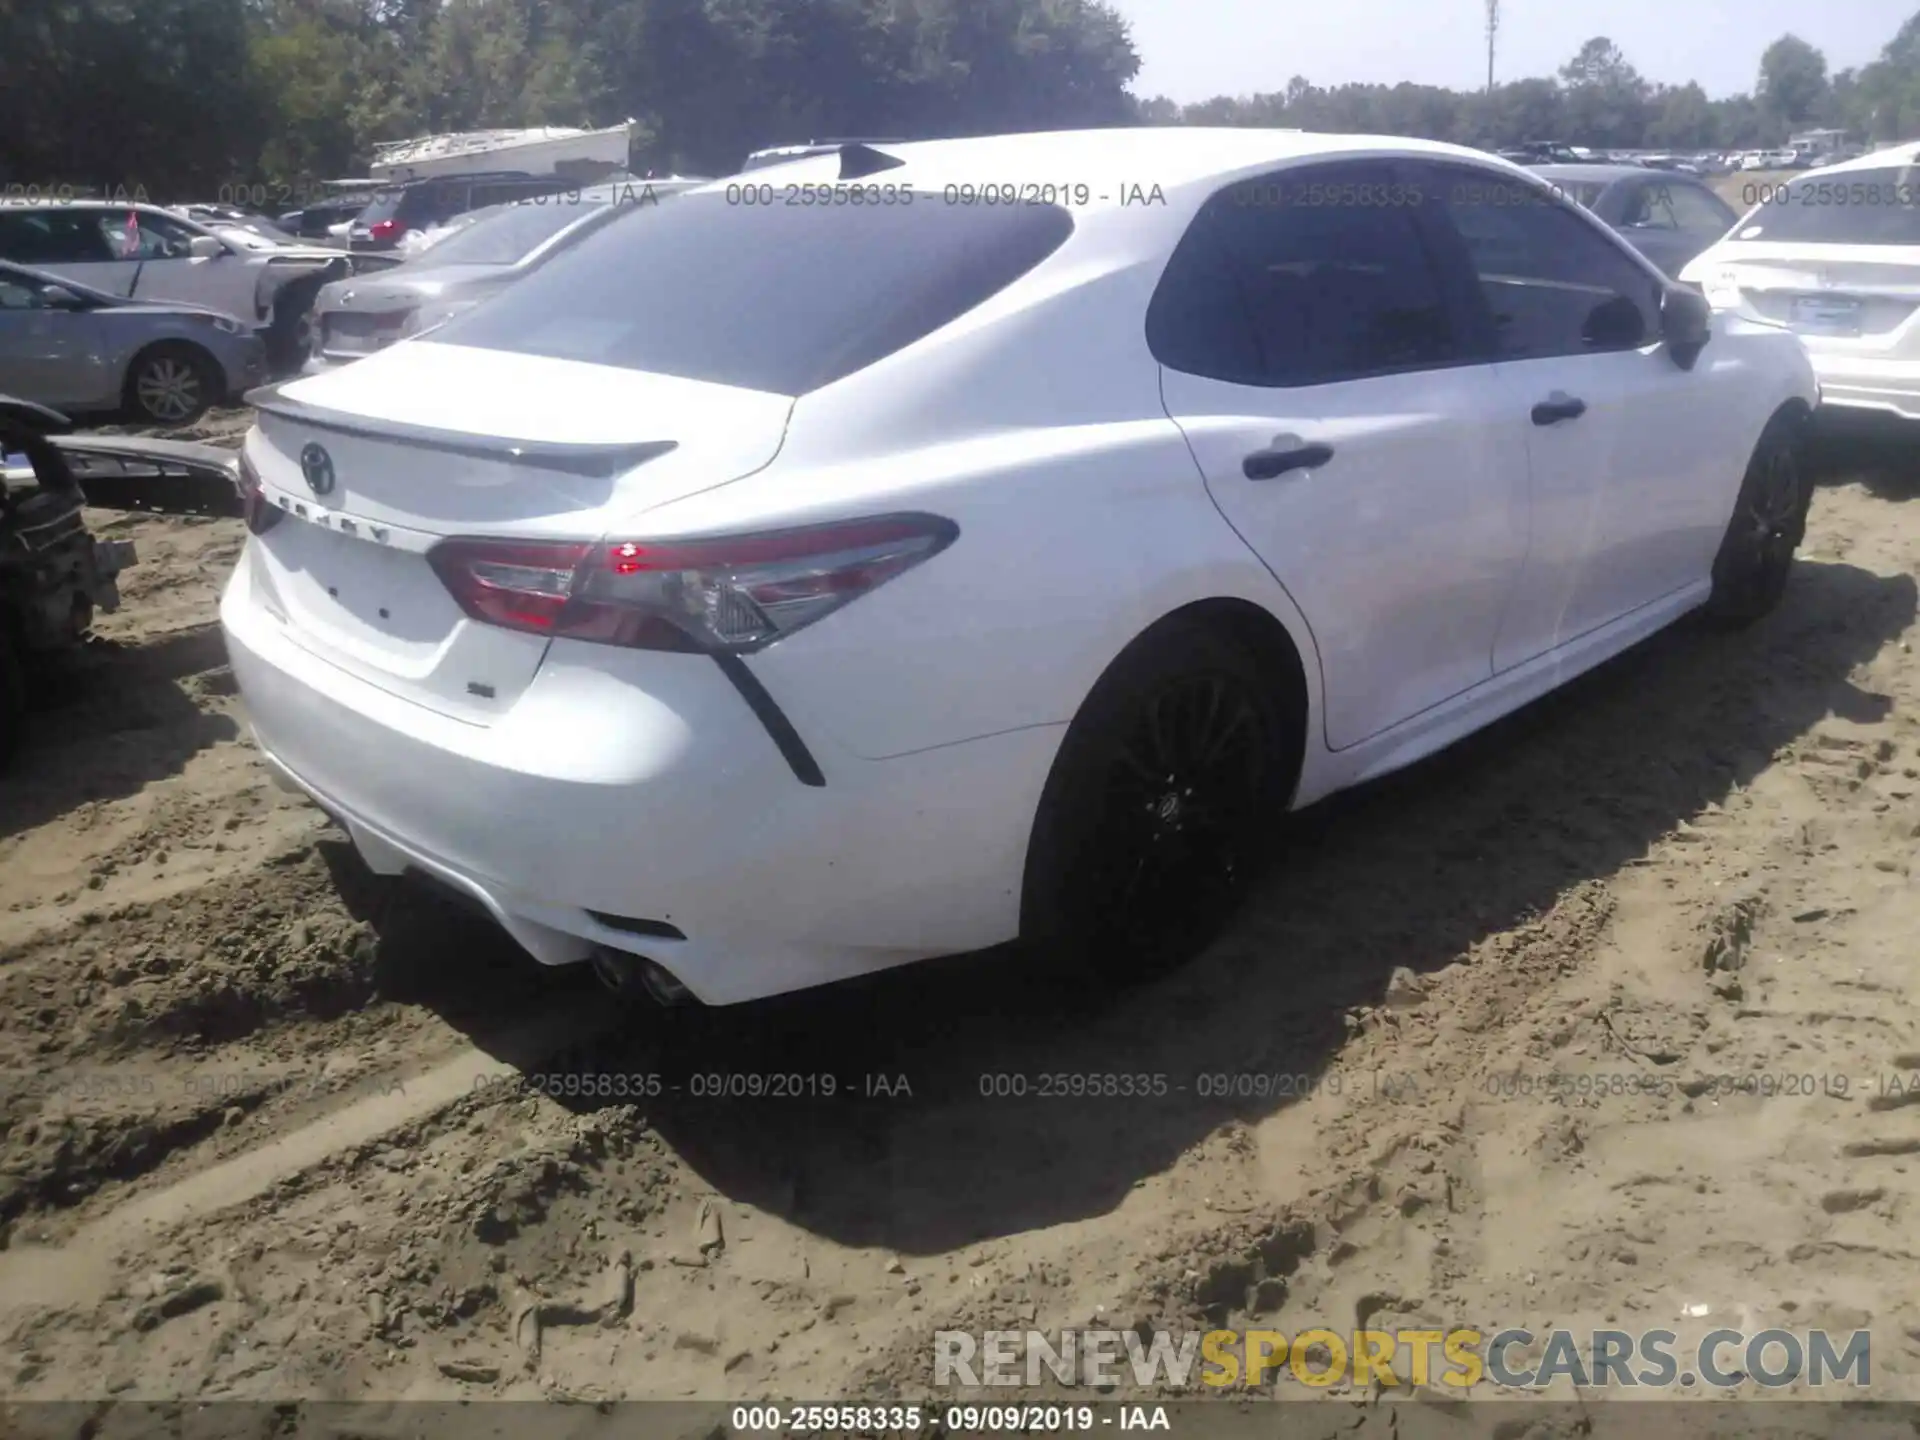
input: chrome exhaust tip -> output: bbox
[589,947,697,1007]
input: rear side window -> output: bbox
[0,209,116,264]
[1735,167,1920,244]
[432,193,1075,395]
[1148,161,1459,387]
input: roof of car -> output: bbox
[715,128,1529,199]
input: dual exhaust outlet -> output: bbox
[588,946,697,1007]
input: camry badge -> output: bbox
[299,442,336,496]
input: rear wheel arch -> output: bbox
[1161,596,1311,795]
[1017,595,1312,974]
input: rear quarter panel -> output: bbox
[619,239,1325,763]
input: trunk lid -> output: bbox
[1702,241,1920,353]
[314,268,489,359]
[243,341,793,721]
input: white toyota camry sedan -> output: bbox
[221,129,1818,1007]
[1680,140,1920,424]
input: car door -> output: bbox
[1414,161,1733,671]
[0,272,112,408]
[1154,159,1531,752]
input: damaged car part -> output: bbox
[0,396,138,768]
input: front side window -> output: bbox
[432,191,1074,395]
[1148,161,1458,387]
[103,209,204,260]
[1425,166,1662,361]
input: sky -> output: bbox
[1110,0,1917,104]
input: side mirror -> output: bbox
[41,285,87,310]
[1660,283,1713,370]
[187,234,226,259]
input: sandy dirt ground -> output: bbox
[2,405,1920,1415]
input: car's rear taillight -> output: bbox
[237,452,281,535]
[368,219,406,242]
[427,514,957,654]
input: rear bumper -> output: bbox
[1808,353,1920,422]
[220,554,1059,1005]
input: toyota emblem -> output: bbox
[299,442,336,496]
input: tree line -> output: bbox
[4,0,1920,202]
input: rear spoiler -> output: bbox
[246,386,676,479]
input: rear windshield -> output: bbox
[430,190,1075,395]
[419,197,609,266]
[1733,166,1920,244]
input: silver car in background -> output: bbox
[306,178,699,370]
[1529,164,1740,277]
[0,261,266,425]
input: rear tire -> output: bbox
[1020,619,1295,982]
[1705,408,1812,627]
[123,342,217,427]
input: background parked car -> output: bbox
[175,203,303,245]
[345,172,588,251]
[0,261,265,425]
[306,178,699,369]
[1682,139,1920,426]
[0,199,353,371]
[277,193,374,240]
[1531,164,1738,276]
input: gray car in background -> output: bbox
[0,261,266,425]
[307,178,699,369]
[1530,164,1740,277]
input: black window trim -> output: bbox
[1149,155,1495,390]
[1407,157,1673,363]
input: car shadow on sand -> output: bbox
[0,626,239,842]
[1806,409,1920,500]
[333,557,1915,1257]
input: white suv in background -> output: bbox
[0,200,350,367]
[1683,142,1920,423]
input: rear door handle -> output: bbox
[1531,392,1587,426]
[1242,437,1335,480]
